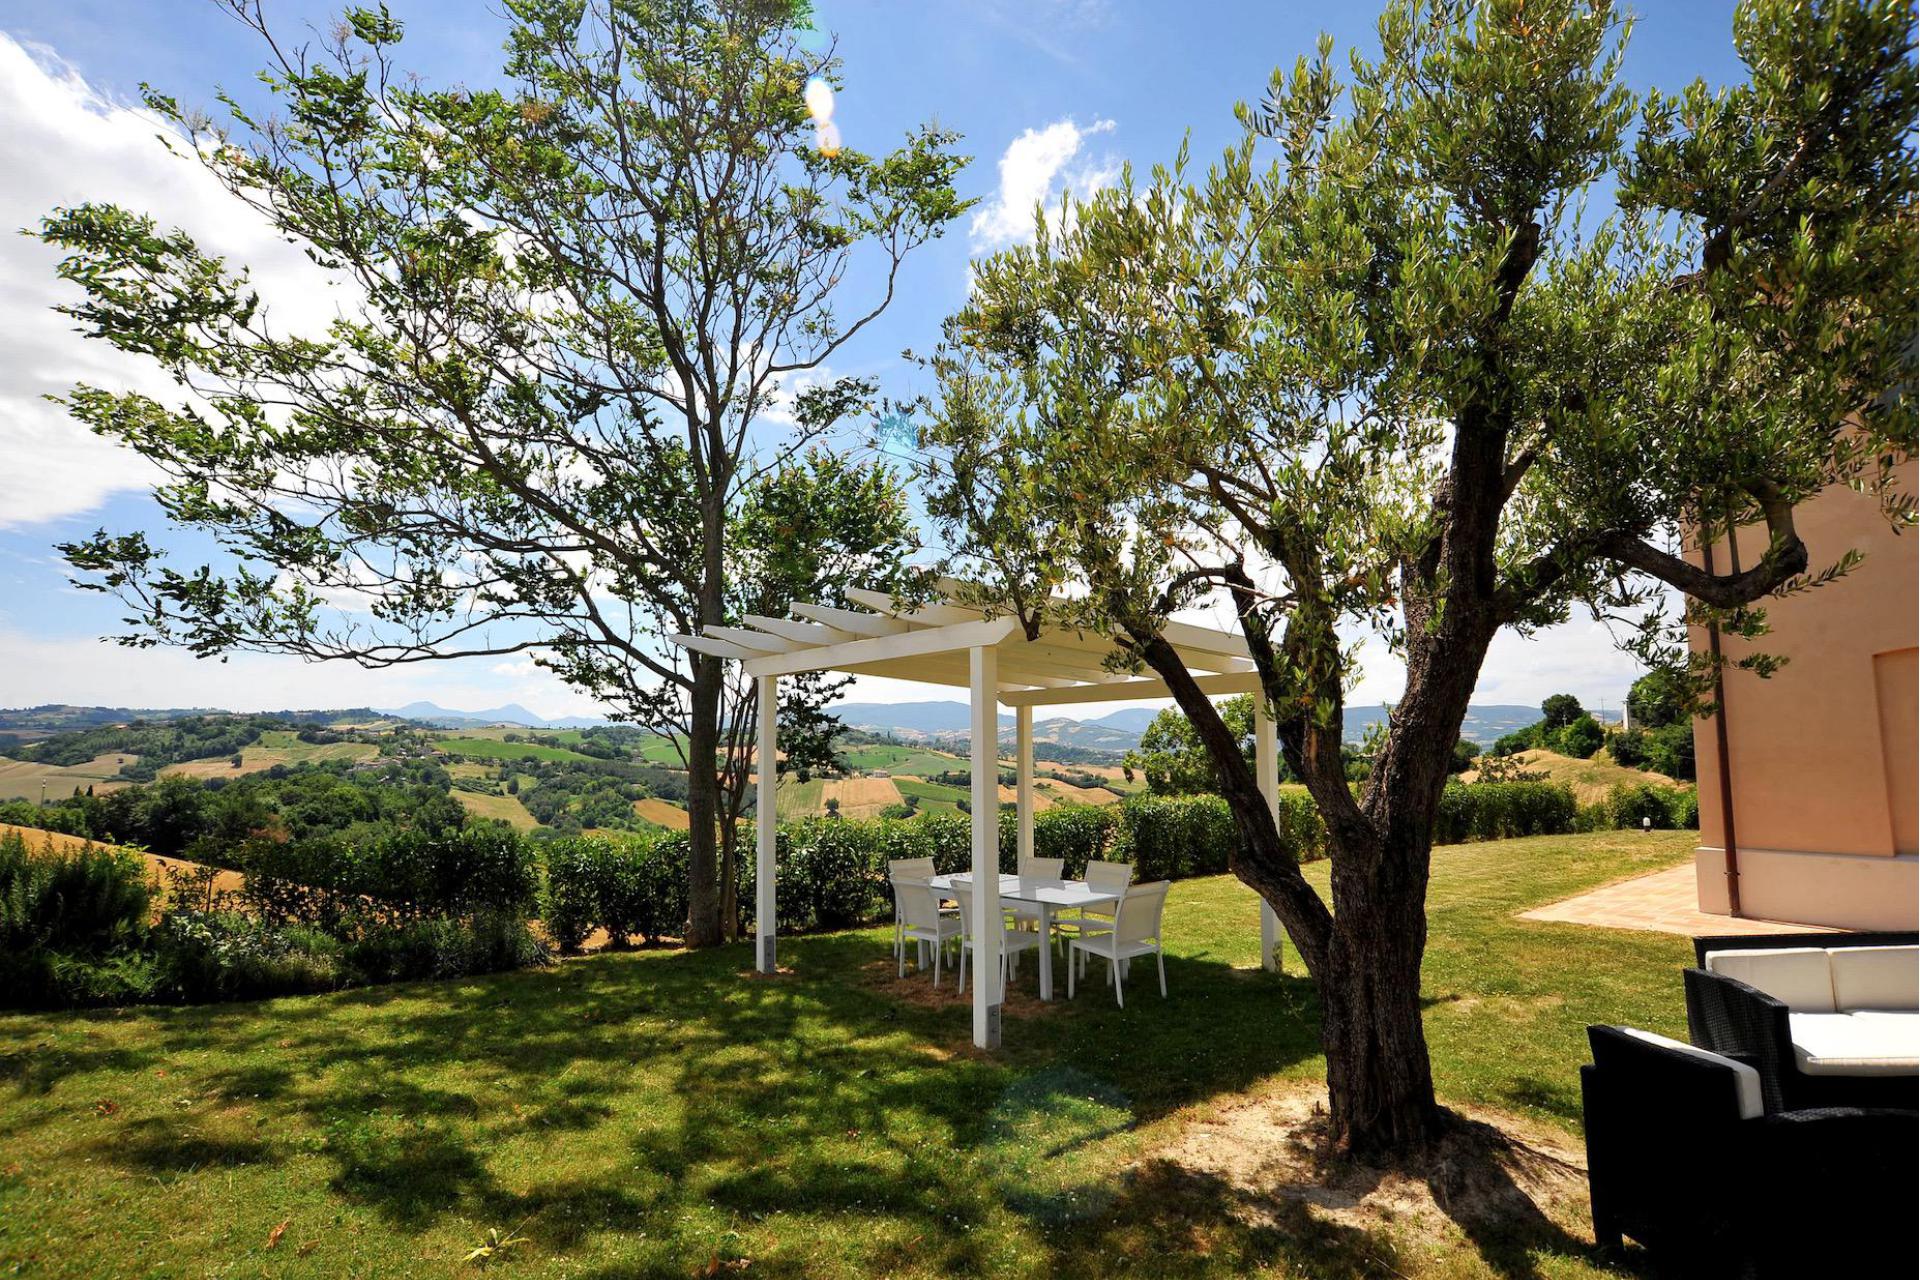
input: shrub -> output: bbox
[343,911,545,984]
[1026,805,1119,877]
[0,830,151,954]
[155,911,346,1002]
[1554,715,1605,760]
[1603,783,1699,831]
[238,826,539,927]
[541,832,688,949]
[784,819,885,930]
[1433,782,1577,844]
[1114,794,1238,880]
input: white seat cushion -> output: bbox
[1618,1027,1764,1119]
[1788,1010,1920,1077]
[1705,947,1837,1012]
[1829,945,1920,1012]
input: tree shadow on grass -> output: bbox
[12,923,1630,1277]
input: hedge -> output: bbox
[1,826,545,1010]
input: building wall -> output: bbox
[1690,460,1918,931]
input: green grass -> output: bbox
[0,831,1697,1278]
[890,776,970,812]
[839,742,969,775]
[775,776,826,820]
[433,736,600,764]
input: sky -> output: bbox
[0,0,1747,722]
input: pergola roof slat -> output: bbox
[790,602,913,637]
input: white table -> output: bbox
[929,873,1120,1002]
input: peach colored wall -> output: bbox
[1689,461,1918,930]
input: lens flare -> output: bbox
[815,120,842,157]
[804,77,835,124]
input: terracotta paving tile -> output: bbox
[1517,863,1828,937]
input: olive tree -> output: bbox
[40,0,965,944]
[925,0,1914,1154]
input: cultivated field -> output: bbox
[452,789,542,831]
[159,730,378,779]
[632,797,692,830]
[820,775,904,818]
[0,753,134,801]
[433,736,599,764]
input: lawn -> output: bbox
[0,831,1699,1278]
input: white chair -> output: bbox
[888,857,940,962]
[952,883,1042,996]
[1067,880,1170,1008]
[1008,856,1067,931]
[1050,859,1133,950]
[895,881,962,984]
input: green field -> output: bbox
[839,742,970,775]
[0,830,1697,1277]
[775,776,826,820]
[890,775,969,812]
[452,789,542,831]
[0,753,134,801]
[433,736,599,764]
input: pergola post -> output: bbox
[1254,698,1283,973]
[1015,705,1034,869]
[755,672,778,973]
[969,644,1003,1049]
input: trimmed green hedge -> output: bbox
[1,826,546,1010]
[548,785,1544,949]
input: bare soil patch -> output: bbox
[1144,1081,1593,1249]
[856,956,1065,1019]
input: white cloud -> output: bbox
[0,34,343,529]
[969,117,1118,251]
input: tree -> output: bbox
[1123,695,1260,794]
[1557,715,1605,760]
[925,0,1914,1155]
[1448,739,1480,774]
[1626,669,1686,730]
[1540,694,1586,732]
[40,0,966,945]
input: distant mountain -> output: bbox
[831,701,1006,738]
[378,702,606,729]
[1086,707,1160,734]
[832,697,1564,757]
[1345,703,1551,746]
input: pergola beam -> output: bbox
[996,670,1265,707]
[742,616,1020,678]
[790,601,914,637]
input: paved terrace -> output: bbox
[1518,862,1829,936]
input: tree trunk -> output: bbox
[683,656,725,948]
[1319,838,1443,1156]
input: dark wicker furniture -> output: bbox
[1684,931,1919,1112]
[1582,1025,1917,1278]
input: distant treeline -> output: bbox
[11,714,333,778]
[0,759,468,860]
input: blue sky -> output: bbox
[0,0,1746,719]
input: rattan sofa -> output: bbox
[1581,1024,1917,1278]
[1684,931,1919,1112]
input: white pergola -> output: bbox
[670,580,1284,1049]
